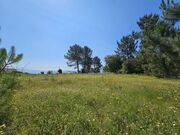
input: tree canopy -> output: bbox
[92,56,102,73]
[160,0,180,23]
[104,55,123,73]
[115,32,140,59]
[65,45,101,73]
[104,1,180,77]
[81,46,93,73]
[64,44,83,73]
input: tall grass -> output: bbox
[4,74,180,134]
[0,73,19,134]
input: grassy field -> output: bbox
[5,74,180,134]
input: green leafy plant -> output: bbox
[0,46,23,73]
[0,74,18,134]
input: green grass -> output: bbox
[0,74,18,133]
[4,74,180,134]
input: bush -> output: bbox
[40,72,44,74]
[122,59,144,74]
[81,68,86,73]
[104,55,123,73]
[0,74,18,132]
[47,71,53,74]
[58,69,62,74]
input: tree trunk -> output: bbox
[76,61,79,73]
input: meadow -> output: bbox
[3,74,180,134]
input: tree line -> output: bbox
[64,45,102,73]
[0,0,179,78]
[64,0,180,77]
[103,0,180,77]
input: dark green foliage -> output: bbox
[40,72,44,74]
[114,31,142,74]
[115,32,140,59]
[81,46,93,73]
[138,14,176,37]
[0,74,18,126]
[58,68,62,74]
[122,58,144,74]
[137,14,160,32]
[92,56,102,73]
[64,44,83,73]
[160,0,180,23]
[47,71,53,74]
[105,8,180,77]
[138,15,180,77]
[0,46,23,73]
[81,68,86,73]
[104,55,123,73]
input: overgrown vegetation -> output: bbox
[0,0,179,134]
[104,55,123,73]
[0,29,23,134]
[8,74,180,135]
[104,0,180,77]
[0,74,19,134]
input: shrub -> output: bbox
[104,55,123,73]
[47,71,53,74]
[122,59,144,74]
[0,74,18,132]
[40,72,44,74]
[58,69,62,74]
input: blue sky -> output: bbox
[1,0,162,72]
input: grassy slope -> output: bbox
[9,74,180,135]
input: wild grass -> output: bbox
[6,74,180,134]
[0,73,19,134]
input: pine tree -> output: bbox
[115,32,139,59]
[81,46,93,73]
[92,56,102,73]
[64,44,83,73]
[138,14,180,77]
[0,46,23,73]
[160,0,180,23]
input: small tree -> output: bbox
[0,46,23,73]
[104,55,123,73]
[58,68,62,74]
[64,44,83,73]
[40,72,44,74]
[92,56,102,73]
[122,58,144,74]
[47,71,53,74]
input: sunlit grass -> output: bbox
[9,74,180,134]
